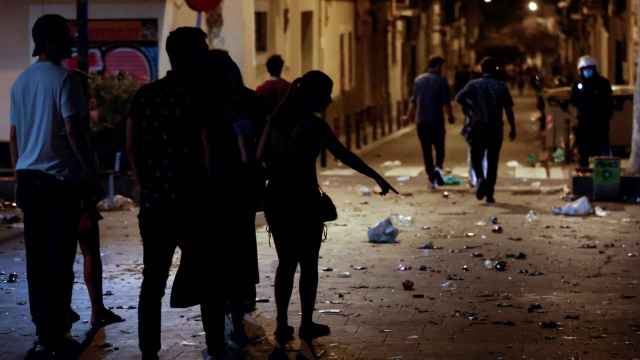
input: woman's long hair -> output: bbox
[269,71,333,132]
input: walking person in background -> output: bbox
[569,56,614,170]
[256,55,291,119]
[517,66,526,96]
[258,71,397,352]
[10,14,98,359]
[127,28,227,360]
[456,57,517,204]
[405,56,455,190]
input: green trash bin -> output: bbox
[592,157,620,201]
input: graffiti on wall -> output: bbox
[63,19,159,83]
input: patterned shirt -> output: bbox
[455,75,514,131]
[129,71,208,209]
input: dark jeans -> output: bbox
[417,124,445,181]
[470,132,503,198]
[577,125,610,168]
[16,170,81,346]
[137,207,225,356]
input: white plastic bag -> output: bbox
[368,218,400,243]
[552,196,593,216]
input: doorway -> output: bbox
[301,11,314,73]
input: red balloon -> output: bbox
[186,0,222,12]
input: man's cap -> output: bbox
[32,14,70,57]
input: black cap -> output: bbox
[32,14,70,57]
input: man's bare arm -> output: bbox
[445,102,455,124]
[406,102,416,123]
[65,114,98,178]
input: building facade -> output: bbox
[0,0,466,151]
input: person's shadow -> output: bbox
[484,201,534,215]
[77,325,110,359]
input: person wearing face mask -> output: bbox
[570,56,614,169]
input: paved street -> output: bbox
[1,96,639,360]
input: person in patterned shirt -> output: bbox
[456,57,517,204]
[126,27,227,360]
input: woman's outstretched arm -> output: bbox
[322,121,398,195]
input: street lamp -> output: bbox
[484,0,492,3]
[528,1,539,12]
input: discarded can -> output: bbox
[484,260,496,269]
[494,261,507,272]
[462,265,470,272]
[492,225,503,234]
[472,252,484,258]
[464,232,475,237]
[397,265,412,271]
[337,272,352,278]
[442,192,450,198]
[7,272,18,283]
[402,280,415,291]
[358,186,373,196]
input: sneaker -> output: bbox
[434,168,445,186]
[299,322,331,341]
[430,181,439,191]
[486,195,496,204]
[274,325,294,345]
[476,179,486,201]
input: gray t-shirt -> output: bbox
[411,72,451,129]
[10,61,86,179]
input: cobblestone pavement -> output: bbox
[1,97,639,359]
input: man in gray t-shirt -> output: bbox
[406,56,455,189]
[10,14,96,358]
